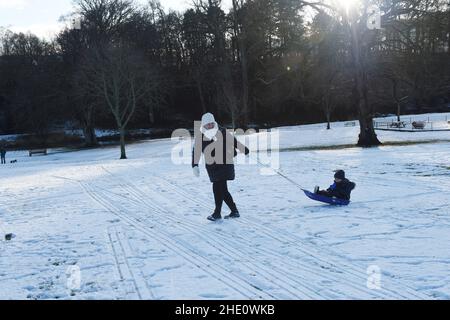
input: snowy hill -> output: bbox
[0,113,449,300]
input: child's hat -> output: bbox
[334,170,346,180]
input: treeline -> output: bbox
[0,0,449,154]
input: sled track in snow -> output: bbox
[148,173,429,300]
[100,191,332,298]
[149,175,402,299]
[78,177,272,299]
[99,167,320,299]
[107,226,154,300]
[53,167,430,299]
[99,165,415,299]
[53,175,153,300]
[117,172,383,299]
[146,176,382,297]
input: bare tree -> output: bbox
[230,0,250,126]
[57,25,99,146]
[192,0,241,127]
[182,8,211,114]
[82,43,159,159]
[340,1,381,146]
[214,64,240,128]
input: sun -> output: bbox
[334,0,360,11]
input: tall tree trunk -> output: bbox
[119,127,127,159]
[349,8,381,147]
[392,79,401,122]
[232,0,249,128]
[82,106,98,147]
[323,95,332,130]
[326,109,331,130]
[231,109,236,130]
[196,78,207,114]
[83,125,97,147]
[206,0,238,125]
[239,42,250,127]
[149,105,155,125]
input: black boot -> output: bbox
[225,211,240,219]
[207,213,222,222]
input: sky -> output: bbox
[0,0,232,39]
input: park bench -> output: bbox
[412,121,426,129]
[345,122,356,127]
[29,149,48,157]
[389,121,406,128]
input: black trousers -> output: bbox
[212,181,237,216]
[1,157,5,164]
[317,190,332,197]
[318,190,349,201]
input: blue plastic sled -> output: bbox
[302,190,350,206]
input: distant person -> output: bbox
[192,113,250,222]
[0,147,6,165]
[314,170,356,201]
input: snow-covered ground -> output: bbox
[0,113,449,300]
[254,112,450,150]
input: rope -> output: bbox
[256,157,307,191]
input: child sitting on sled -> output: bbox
[314,170,356,201]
